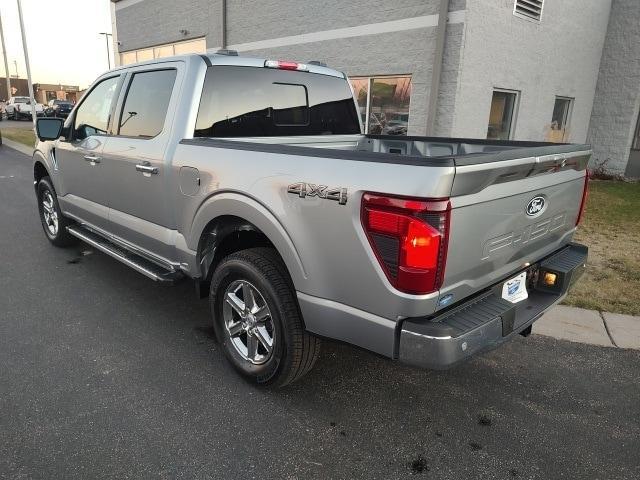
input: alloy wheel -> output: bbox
[222,279,275,365]
[41,190,59,236]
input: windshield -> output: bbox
[195,66,361,137]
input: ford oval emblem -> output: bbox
[526,196,546,217]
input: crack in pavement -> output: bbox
[599,310,618,347]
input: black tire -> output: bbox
[210,247,320,387]
[36,176,77,247]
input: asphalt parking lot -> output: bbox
[1,146,639,480]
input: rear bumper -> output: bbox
[398,242,588,369]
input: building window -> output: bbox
[173,39,206,55]
[136,48,154,62]
[547,96,573,143]
[630,114,640,151]
[349,75,412,135]
[487,89,519,140]
[121,51,136,65]
[513,0,544,22]
[120,38,206,65]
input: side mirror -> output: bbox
[36,117,64,141]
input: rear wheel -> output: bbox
[37,176,77,247]
[210,248,320,387]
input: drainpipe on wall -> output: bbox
[110,1,121,67]
[425,0,450,136]
[221,0,227,48]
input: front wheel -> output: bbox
[37,176,77,247]
[210,248,320,387]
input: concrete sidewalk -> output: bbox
[534,305,640,350]
[0,137,34,157]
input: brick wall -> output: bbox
[236,28,438,136]
[226,0,438,45]
[115,0,222,52]
[433,22,465,137]
[114,0,457,136]
[587,0,640,174]
[450,0,612,144]
[114,0,622,149]
[0,77,29,99]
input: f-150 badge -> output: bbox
[287,182,348,205]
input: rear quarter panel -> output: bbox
[172,142,455,320]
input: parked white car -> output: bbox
[5,96,44,120]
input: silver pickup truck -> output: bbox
[32,53,589,386]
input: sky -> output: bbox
[0,0,112,89]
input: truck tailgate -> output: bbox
[439,150,590,308]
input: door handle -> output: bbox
[84,154,101,164]
[135,163,158,175]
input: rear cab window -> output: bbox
[194,66,361,137]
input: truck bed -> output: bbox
[183,133,590,167]
[182,134,591,198]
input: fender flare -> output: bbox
[32,149,53,187]
[187,191,308,288]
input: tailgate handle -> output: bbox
[136,162,158,175]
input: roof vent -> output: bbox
[514,0,544,21]
[308,60,327,67]
[216,49,238,56]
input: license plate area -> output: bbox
[502,271,529,304]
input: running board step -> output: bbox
[66,225,184,284]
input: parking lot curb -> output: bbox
[534,305,640,350]
[0,138,34,157]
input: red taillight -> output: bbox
[361,193,451,295]
[576,172,590,226]
[404,220,440,269]
[264,59,309,71]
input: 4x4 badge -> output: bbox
[287,182,348,205]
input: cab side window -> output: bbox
[118,69,177,138]
[74,76,120,140]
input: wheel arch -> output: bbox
[33,158,49,183]
[189,192,307,291]
[33,150,52,191]
[33,146,65,194]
